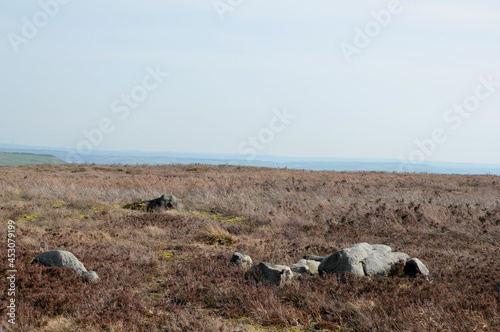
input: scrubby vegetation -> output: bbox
[0,164,499,331]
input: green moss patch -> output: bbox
[188,210,245,224]
[18,213,41,222]
[123,201,148,211]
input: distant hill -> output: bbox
[0,152,66,166]
[0,144,499,175]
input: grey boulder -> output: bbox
[32,250,99,283]
[319,243,410,277]
[291,259,320,274]
[246,262,293,286]
[147,194,182,212]
[364,244,409,277]
[404,258,430,277]
[229,252,253,268]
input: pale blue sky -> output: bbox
[1,0,499,163]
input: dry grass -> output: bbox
[0,164,499,331]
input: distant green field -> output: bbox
[0,152,66,166]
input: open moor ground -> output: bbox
[0,164,499,331]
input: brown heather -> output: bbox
[0,164,499,331]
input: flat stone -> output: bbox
[303,255,326,262]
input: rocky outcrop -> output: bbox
[32,250,99,283]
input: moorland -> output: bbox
[0,164,499,331]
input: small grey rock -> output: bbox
[404,258,430,277]
[495,283,500,294]
[291,259,310,274]
[246,262,293,286]
[291,259,320,274]
[83,271,100,283]
[229,252,253,268]
[306,260,320,274]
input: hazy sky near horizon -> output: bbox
[1,0,500,164]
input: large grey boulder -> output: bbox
[291,259,320,274]
[364,245,409,277]
[319,243,371,277]
[319,243,410,277]
[404,258,430,277]
[33,250,86,274]
[229,252,253,268]
[32,250,99,283]
[246,262,293,286]
[146,194,182,212]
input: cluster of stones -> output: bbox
[33,195,437,291]
[232,243,430,286]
